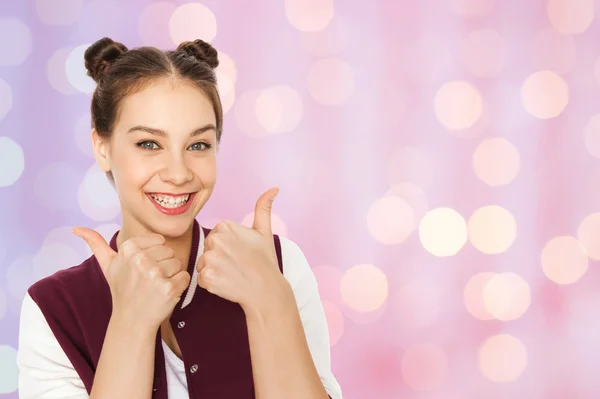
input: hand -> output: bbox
[196,187,293,312]
[72,227,191,330]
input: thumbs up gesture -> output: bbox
[196,187,292,312]
[72,227,191,330]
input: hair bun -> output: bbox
[84,37,128,82]
[177,39,219,69]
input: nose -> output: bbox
[159,153,193,186]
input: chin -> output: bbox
[146,217,195,240]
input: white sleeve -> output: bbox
[280,236,343,399]
[17,292,89,399]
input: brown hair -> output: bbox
[84,37,223,142]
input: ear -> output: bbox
[91,129,111,172]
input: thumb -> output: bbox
[72,226,117,273]
[252,187,278,236]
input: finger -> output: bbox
[144,245,175,263]
[72,227,116,273]
[157,258,183,278]
[170,270,191,297]
[252,187,279,236]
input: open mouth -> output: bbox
[146,192,196,215]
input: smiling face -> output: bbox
[92,77,218,239]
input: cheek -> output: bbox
[193,157,217,185]
[111,151,157,188]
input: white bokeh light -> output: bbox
[541,235,588,285]
[169,3,217,44]
[0,288,7,323]
[77,164,121,222]
[6,255,36,301]
[0,79,13,122]
[468,205,517,254]
[0,137,25,187]
[0,17,33,66]
[482,272,531,321]
[36,0,83,26]
[215,50,237,114]
[435,81,483,130]
[0,345,18,393]
[473,137,520,186]
[74,112,93,157]
[547,0,594,35]
[285,0,334,32]
[419,207,468,257]
[47,47,79,95]
[478,334,528,382]
[307,58,355,105]
[341,264,388,313]
[66,43,96,94]
[521,71,569,119]
[33,242,82,280]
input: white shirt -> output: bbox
[16,229,343,398]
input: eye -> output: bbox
[136,140,160,150]
[188,142,212,151]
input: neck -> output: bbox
[115,219,195,273]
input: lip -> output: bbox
[147,192,197,216]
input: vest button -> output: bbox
[177,321,185,329]
[190,364,199,374]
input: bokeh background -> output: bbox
[2,0,600,397]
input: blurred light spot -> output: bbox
[215,51,237,114]
[521,70,569,119]
[241,212,287,237]
[77,164,121,221]
[419,208,468,257]
[483,272,531,321]
[300,15,348,56]
[0,137,24,187]
[169,3,217,44]
[0,288,7,322]
[387,146,434,188]
[36,0,83,25]
[479,334,527,382]
[0,79,12,122]
[531,29,576,75]
[384,182,429,222]
[447,99,491,139]
[449,0,496,17]
[323,300,345,346]
[6,255,36,301]
[577,212,600,260]
[464,272,495,320]
[255,85,303,134]
[400,35,454,84]
[0,18,32,66]
[401,343,448,391]
[66,43,96,94]
[285,0,334,32]
[42,226,95,260]
[34,162,80,212]
[473,138,520,186]
[342,300,387,325]
[341,264,388,312]
[461,29,508,78]
[434,81,482,130]
[307,58,354,105]
[33,242,82,280]
[393,278,440,328]
[74,112,93,157]
[138,2,177,49]
[584,115,600,160]
[312,265,343,304]
[235,90,270,139]
[468,205,517,254]
[367,196,415,245]
[541,236,588,284]
[0,345,18,393]
[547,0,594,35]
[47,47,79,95]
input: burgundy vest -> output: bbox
[27,220,284,398]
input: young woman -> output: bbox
[16,37,342,399]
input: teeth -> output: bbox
[150,194,190,208]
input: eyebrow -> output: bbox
[126,124,216,137]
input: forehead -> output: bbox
[115,78,216,131]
